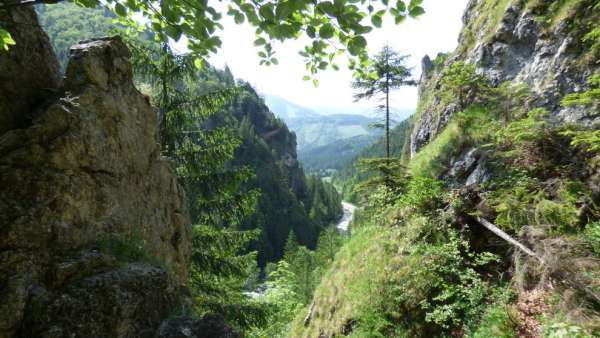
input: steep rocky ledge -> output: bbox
[411,0,599,156]
[0,6,192,338]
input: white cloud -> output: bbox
[206,0,469,113]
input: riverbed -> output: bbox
[336,201,356,233]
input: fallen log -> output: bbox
[475,217,543,263]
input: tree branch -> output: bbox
[0,0,65,9]
[475,217,543,263]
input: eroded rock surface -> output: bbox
[411,0,599,155]
[0,9,191,338]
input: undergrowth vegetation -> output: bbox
[294,57,600,337]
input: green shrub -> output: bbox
[397,176,445,212]
[467,304,517,338]
[584,222,600,256]
[489,177,585,234]
[542,321,588,338]
[562,73,600,107]
[489,175,542,231]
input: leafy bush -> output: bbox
[466,304,517,338]
[397,176,445,213]
[488,177,587,234]
[412,232,501,329]
[542,321,588,338]
[584,222,600,256]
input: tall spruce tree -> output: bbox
[127,36,264,330]
[352,45,415,158]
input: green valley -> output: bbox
[0,0,598,337]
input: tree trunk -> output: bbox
[0,0,65,9]
[385,74,390,159]
[160,42,169,152]
[476,217,542,262]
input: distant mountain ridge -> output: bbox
[264,95,413,152]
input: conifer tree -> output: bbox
[352,45,415,158]
[127,36,264,330]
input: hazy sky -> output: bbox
[204,0,469,112]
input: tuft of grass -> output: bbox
[458,0,515,55]
[409,107,497,178]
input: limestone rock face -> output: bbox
[0,6,61,134]
[0,11,191,337]
[410,0,599,155]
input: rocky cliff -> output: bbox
[0,6,192,338]
[411,0,599,156]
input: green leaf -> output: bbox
[394,14,406,24]
[259,4,275,20]
[234,12,245,24]
[317,2,337,16]
[351,35,367,48]
[396,0,406,12]
[371,14,382,28]
[275,1,293,19]
[409,6,425,17]
[307,26,316,38]
[0,29,15,51]
[409,0,423,9]
[302,75,310,81]
[114,3,127,17]
[165,25,182,41]
[194,58,204,69]
[254,37,266,46]
[271,57,279,65]
[319,23,335,39]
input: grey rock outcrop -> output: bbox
[0,8,191,338]
[410,0,599,156]
[444,148,491,187]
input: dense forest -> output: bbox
[1,0,598,337]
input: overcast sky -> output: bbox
[203,0,469,113]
